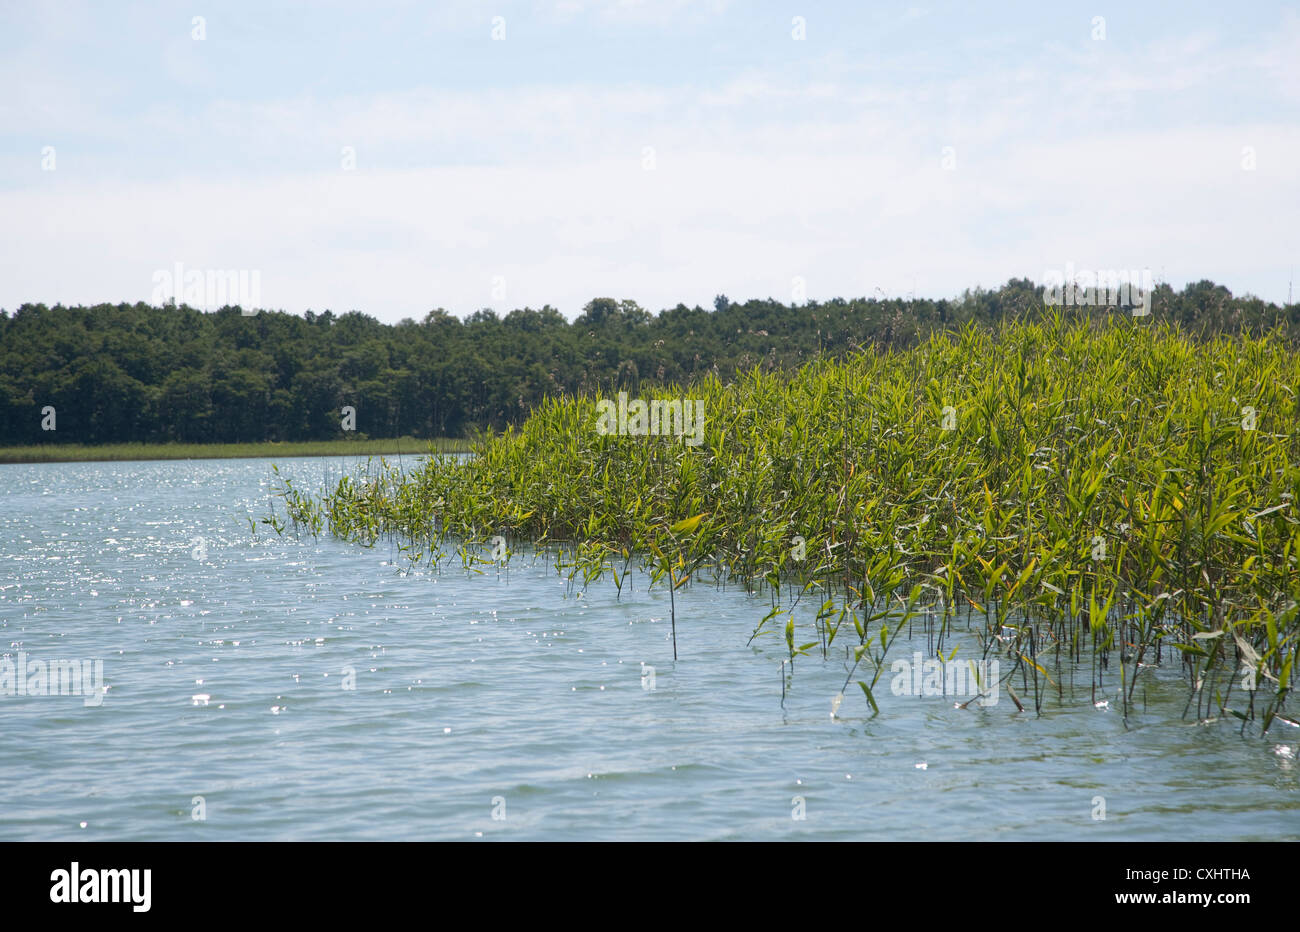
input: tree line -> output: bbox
[1,279,1294,446]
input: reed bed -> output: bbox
[278,313,1300,730]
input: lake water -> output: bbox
[1,456,1297,840]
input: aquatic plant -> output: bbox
[278,312,1300,731]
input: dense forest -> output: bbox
[1,279,1295,446]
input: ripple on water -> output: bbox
[1,457,1297,840]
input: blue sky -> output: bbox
[2,0,1297,322]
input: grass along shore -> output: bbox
[0,436,472,464]
[278,313,1300,729]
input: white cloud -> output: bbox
[4,110,1294,318]
[2,12,1297,316]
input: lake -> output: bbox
[1,456,1296,840]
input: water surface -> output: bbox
[1,456,1296,840]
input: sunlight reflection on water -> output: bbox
[0,456,1296,840]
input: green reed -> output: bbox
[277,311,1300,731]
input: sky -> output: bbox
[1,0,1297,323]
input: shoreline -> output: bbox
[0,437,473,464]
